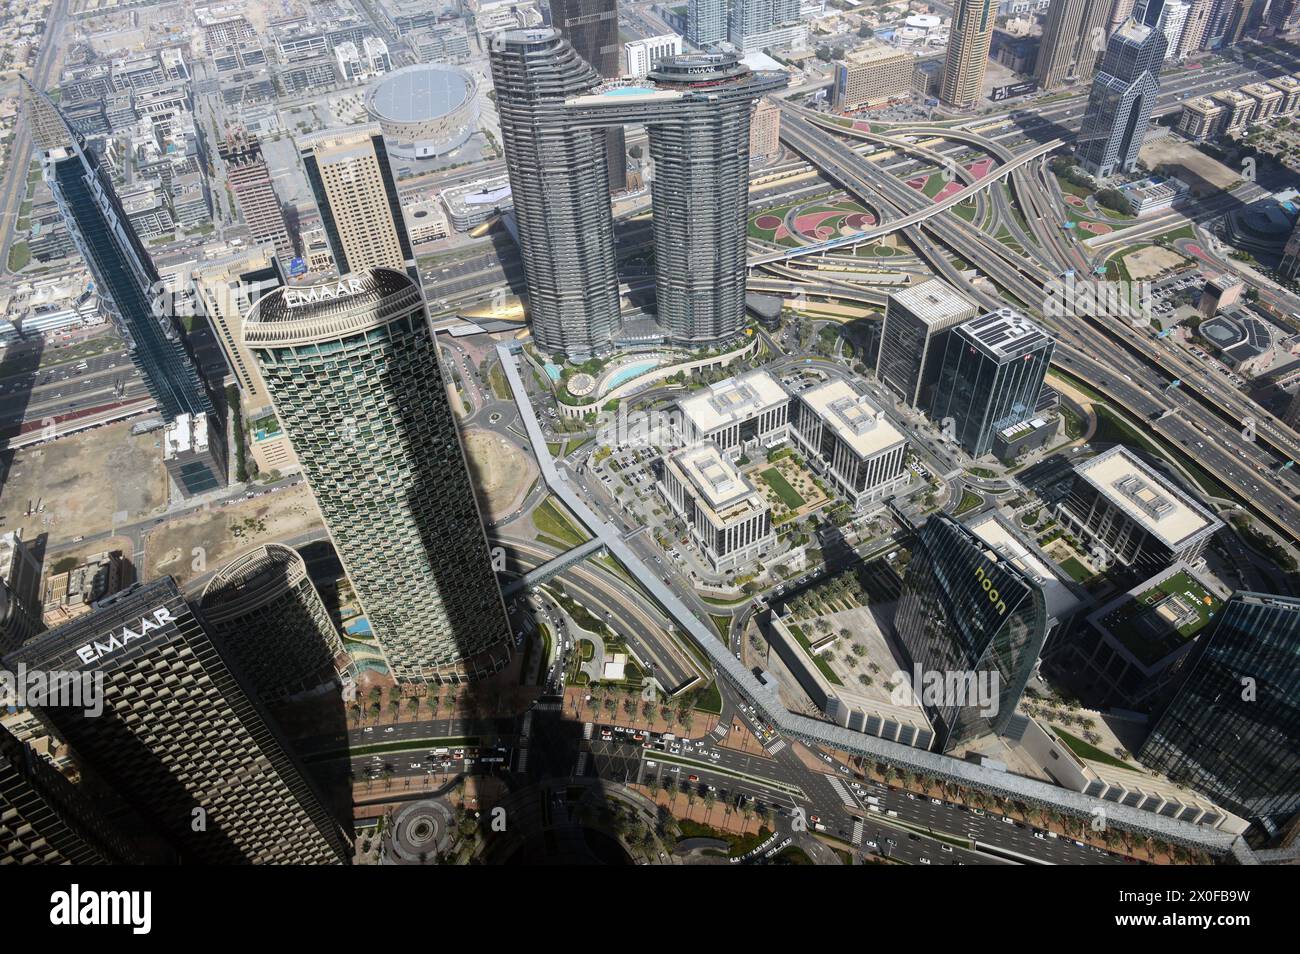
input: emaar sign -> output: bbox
[75,607,177,664]
[284,277,365,308]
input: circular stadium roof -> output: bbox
[369,64,473,124]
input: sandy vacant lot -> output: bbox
[0,420,169,544]
[1139,137,1241,195]
[1122,245,1188,281]
[143,482,325,586]
[462,428,535,519]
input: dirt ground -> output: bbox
[462,428,536,520]
[1138,137,1242,196]
[0,419,169,544]
[142,482,325,586]
[1122,245,1189,281]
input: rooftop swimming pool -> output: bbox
[605,359,660,389]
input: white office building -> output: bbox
[625,34,683,78]
[660,443,774,572]
[790,380,909,507]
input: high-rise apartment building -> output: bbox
[0,530,44,655]
[220,129,294,260]
[688,0,730,45]
[940,0,997,109]
[728,0,806,52]
[549,0,628,192]
[1142,0,1191,59]
[644,54,787,345]
[931,308,1055,458]
[876,278,979,409]
[1076,18,1166,177]
[299,125,415,279]
[895,514,1050,752]
[199,543,345,700]
[0,723,150,864]
[833,44,915,109]
[192,248,284,408]
[1140,592,1300,830]
[491,29,620,359]
[1036,0,1113,89]
[1178,0,1212,55]
[21,77,214,424]
[5,578,350,864]
[750,97,781,160]
[491,32,785,356]
[244,269,512,682]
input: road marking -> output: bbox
[766,738,787,755]
[851,819,863,845]
[826,774,856,807]
[712,723,729,739]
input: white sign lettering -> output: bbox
[75,607,176,664]
[284,277,365,308]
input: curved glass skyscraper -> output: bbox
[491,31,785,357]
[244,269,511,682]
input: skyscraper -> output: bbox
[1178,0,1212,56]
[1141,0,1192,59]
[299,124,415,279]
[940,0,997,109]
[0,722,146,864]
[1279,216,1300,282]
[1036,0,1112,89]
[199,543,346,700]
[688,0,730,45]
[492,32,784,355]
[549,0,628,192]
[0,530,44,655]
[220,127,294,260]
[728,0,805,51]
[243,269,512,681]
[21,77,213,423]
[193,247,284,409]
[5,577,350,864]
[1139,592,1300,829]
[491,29,621,359]
[1076,18,1167,178]
[877,278,978,409]
[930,308,1055,458]
[644,54,786,345]
[894,514,1050,752]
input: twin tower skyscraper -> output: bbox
[490,29,786,360]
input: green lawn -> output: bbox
[532,498,589,548]
[1059,557,1093,583]
[954,489,982,515]
[1051,727,1136,771]
[487,362,511,400]
[693,680,723,715]
[787,624,843,686]
[760,467,805,509]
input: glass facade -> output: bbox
[895,515,1049,751]
[1139,593,1300,829]
[49,147,213,423]
[931,312,1053,458]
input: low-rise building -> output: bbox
[660,443,774,572]
[1058,445,1223,571]
[1176,97,1224,140]
[624,33,683,78]
[1209,89,1255,136]
[1265,74,1300,115]
[1241,81,1283,122]
[790,379,908,507]
[440,175,513,232]
[675,369,790,460]
[1119,175,1189,215]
